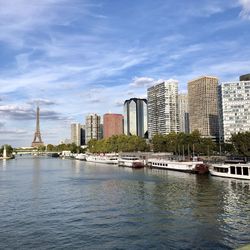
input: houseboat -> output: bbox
[85,154,118,164]
[118,156,144,168]
[75,153,86,161]
[147,158,208,174]
[209,163,250,180]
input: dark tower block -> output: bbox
[31,106,44,147]
[240,74,250,81]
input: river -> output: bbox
[0,157,249,249]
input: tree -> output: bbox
[231,132,250,156]
[0,144,13,156]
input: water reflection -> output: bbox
[0,158,249,249]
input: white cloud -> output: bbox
[239,0,250,19]
[129,77,155,88]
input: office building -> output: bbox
[188,76,219,140]
[103,113,123,139]
[71,123,81,146]
[147,80,179,139]
[80,125,86,145]
[221,80,250,142]
[124,98,148,138]
[85,114,101,144]
[178,93,189,133]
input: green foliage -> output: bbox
[46,143,84,153]
[231,132,250,156]
[151,130,216,155]
[87,135,149,153]
[0,144,13,156]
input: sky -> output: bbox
[0,0,250,147]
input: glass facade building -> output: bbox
[123,98,148,138]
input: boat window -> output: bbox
[236,167,242,175]
[230,166,235,174]
[243,167,249,176]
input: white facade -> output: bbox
[221,81,250,142]
[147,80,179,139]
[85,114,101,144]
[178,94,189,133]
[71,123,81,146]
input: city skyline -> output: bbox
[0,0,250,146]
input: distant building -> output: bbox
[147,80,179,139]
[103,113,123,139]
[71,123,81,146]
[124,98,148,138]
[80,125,86,145]
[240,74,250,81]
[85,114,101,144]
[220,80,250,142]
[188,76,219,140]
[178,93,189,133]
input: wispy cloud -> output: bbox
[239,0,250,19]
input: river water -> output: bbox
[0,157,249,249]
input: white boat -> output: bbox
[147,158,208,174]
[75,153,86,161]
[209,163,250,180]
[118,156,144,168]
[85,154,118,164]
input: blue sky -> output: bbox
[0,0,250,147]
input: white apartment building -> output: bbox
[178,93,189,133]
[221,80,250,142]
[147,80,179,139]
[71,123,81,146]
[85,114,101,144]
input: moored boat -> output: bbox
[118,156,144,168]
[75,153,86,161]
[85,154,118,164]
[209,163,250,180]
[147,158,208,174]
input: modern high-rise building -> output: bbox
[188,76,219,140]
[103,113,123,139]
[220,80,250,142]
[71,123,81,146]
[147,80,179,139]
[178,93,189,133]
[85,114,101,144]
[124,98,148,138]
[80,125,86,145]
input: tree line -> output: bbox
[1,131,250,156]
[88,135,149,153]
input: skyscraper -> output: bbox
[178,93,189,133]
[85,114,101,144]
[71,123,81,146]
[188,76,219,140]
[123,98,147,138]
[220,80,250,142]
[103,113,123,139]
[147,80,179,139]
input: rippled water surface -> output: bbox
[0,157,249,249]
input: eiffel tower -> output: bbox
[31,106,44,147]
